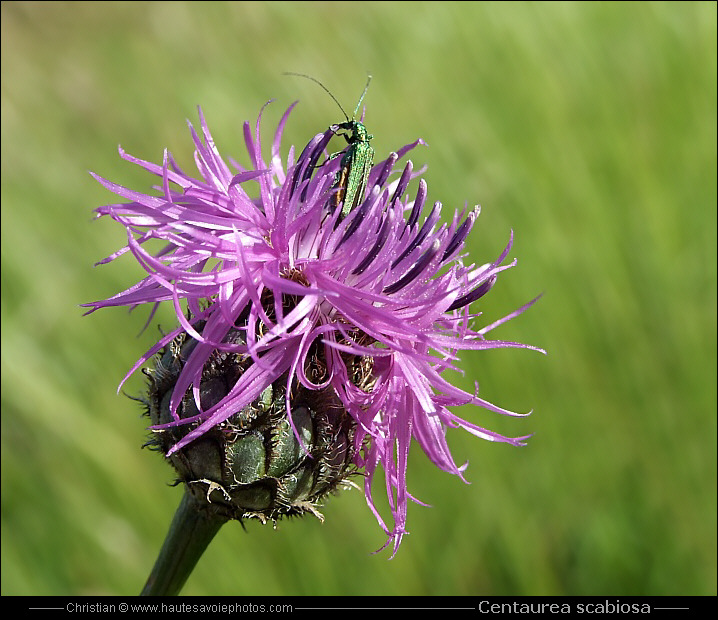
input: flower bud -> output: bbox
[144,324,358,524]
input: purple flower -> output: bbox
[85,102,543,556]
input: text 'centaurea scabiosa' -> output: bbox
[84,100,543,594]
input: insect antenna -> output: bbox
[352,74,373,119]
[283,72,350,121]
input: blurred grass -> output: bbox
[1,0,715,596]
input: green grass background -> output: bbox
[2,1,715,596]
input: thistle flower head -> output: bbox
[85,101,543,555]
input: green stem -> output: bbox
[141,488,228,596]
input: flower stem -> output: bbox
[140,489,228,596]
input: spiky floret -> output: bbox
[85,102,543,555]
